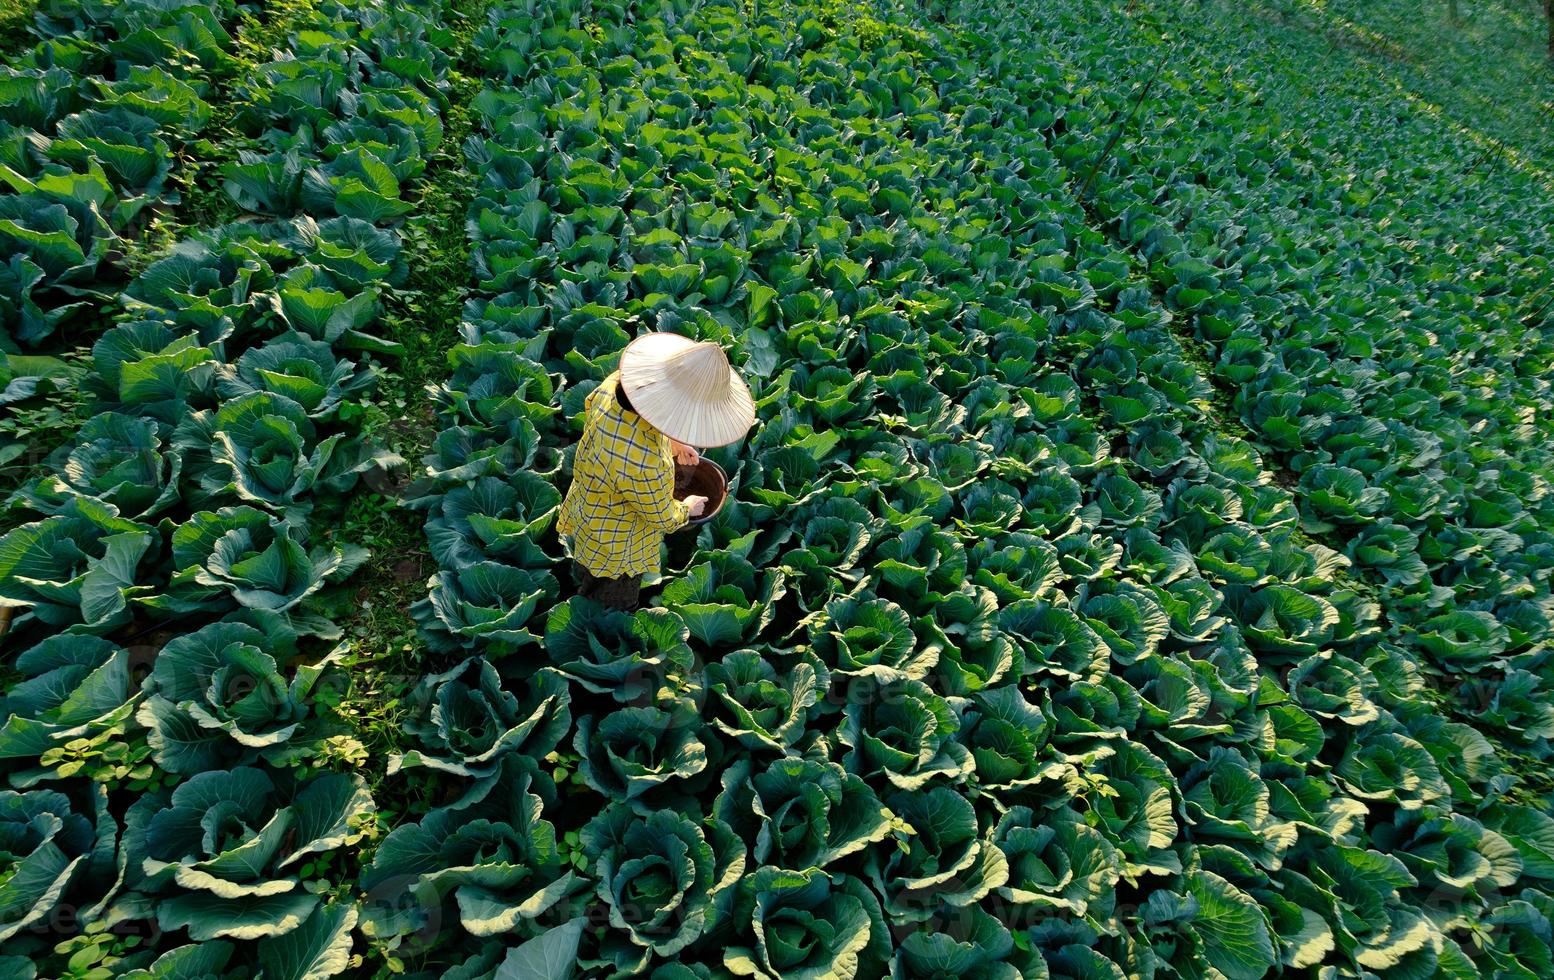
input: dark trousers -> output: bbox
[574,564,643,611]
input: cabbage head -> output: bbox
[152,505,357,615]
[173,391,347,518]
[413,561,557,655]
[0,635,140,783]
[840,677,973,790]
[425,472,561,570]
[136,619,345,774]
[658,552,786,647]
[704,649,827,754]
[125,766,373,940]
[723,866,889,980]
[994,804,1122,921]
[714,756,893,870]
[390,658,570,777]
[0,784,120,941]
[544,598,694,702]
[575,703,710,805]
[47,108,171,199]
[12,412,181,519]
[0,497,154,633]
[869,785,1008,922]
[581,802,745,975]
[218,334,375,419]
[808,593,934,681]
[360,755,575,941]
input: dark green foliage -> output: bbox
[2,0,1552,976]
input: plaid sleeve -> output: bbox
[617,452,689,532]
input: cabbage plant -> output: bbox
[713,757,893,870]
[658,552,785,647]
[361,756,575,940]
[839,677,973,790]
[136,619,345,774]
[425,472,561,570]
[723,866,888,980]
[0,634,141,783]
[173,391,350,517]
[83,322,219,425]
[704,649,827,754]
[413,561,557,655]
[0,784,120,941]
[808,594,933,680]
[994,805,1122,922]
[151,505,357,615]
[390,658,570,777]
[125,766,372,940]
[581,803,745,975]
[218,334,375,419]
[575,703,711,805]
[12,412,182,519]
[870,786,1008,922]
[543,599,694,702]
[47,108,171,203]
[0,497,154,633]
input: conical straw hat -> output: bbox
[618,333,756,447]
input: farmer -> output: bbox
[557,332,756,611]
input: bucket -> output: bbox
[674,458,728,527]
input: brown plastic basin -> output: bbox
[674,458,727,527]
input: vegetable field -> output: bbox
[3,0,1552,977]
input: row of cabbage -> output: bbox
[1294,0,1554,169]
[1,0,246,350]
[379,1,1553,977]
[962,0,1554,782]
[0,1,460,975]
[951,0,1554,971]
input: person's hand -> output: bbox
[684,494,709,517]
[671,439,700,466]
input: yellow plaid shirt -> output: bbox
[557,372,689,578]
